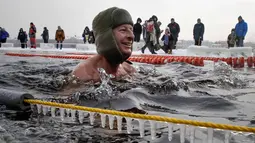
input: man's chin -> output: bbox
[122,53,131,61]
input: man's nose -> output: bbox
[127,30,134,40]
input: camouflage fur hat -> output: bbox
[92,7,133,65]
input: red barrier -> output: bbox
[4,52,254,68]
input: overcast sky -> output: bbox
[0,0,254,42]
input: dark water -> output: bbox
[0,55,255,143]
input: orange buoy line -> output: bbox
[4,52,254,68]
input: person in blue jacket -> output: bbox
[0,27,10,48]
[235,16,248,47]
[193,18,205,46]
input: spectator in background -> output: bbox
[142,20,148,42]
[41,27,49,43]
[155,21,163,51]
[0,27,1,48]
[0,27,10,47]
[24,31,28,48]
[17,28,27,49]
[141,17,157,54]
[82,26,90,43]
[227,28,236,48]
[29,22,37,48]
[235,16,248,47]
[161,27,174,54]
[167,18,180,49]
[193,18,205,46]
[88,30,95,44]
[133,18,142,42]
[55,26,65,50]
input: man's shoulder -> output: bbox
[122,62,136,74]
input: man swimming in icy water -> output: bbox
[72,7,136,82]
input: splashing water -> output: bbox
[94,68,115,98]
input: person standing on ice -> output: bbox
[24,31,28,48]
[55,26,65,50]
[193,18,205,46]
[133,18,142,42]
[0,28,9,47]
[17,28,27,49]
[161,27,174,54]
[227,28,236,48]
[82,26,90,43]
[29,22,37,49]
[41,27,49,43]
[167,18,180,49]
[141,17,157,54]
[142,20,148,42]
[88,30,95,44]
[72,7,136,82]
[235,16,248,47]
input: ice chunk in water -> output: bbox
[108,115,114,130]
[42,106,48,115]
[207,128,213,143]
[89,112,95,125]
[36,104,42,114]
[180,124,186,143]
[51,107,56,117]
[78,111,84,124]
[60,108,65,121]
[189,126,195,143]
[225,131,230,143]
[100,114,106,128]
[138,119,145,138]
[117,116,122,133]
[71,110,76,122]
[66,109,71,117]
[168,123,173,141]
[149,121,156,140]
[125,117,132,134]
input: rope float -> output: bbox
[4,52,255,68]
[24,99,255,142]
[0,88,254,142]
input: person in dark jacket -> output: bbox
[227,28,236,48]
[82,27,90,43]
[235,16,248,47]
[88,30,95,44]
[29,22,37,48]
[193,18,205,46]
[133,18,142,42]
[24,31,28,48]
[161,28,174,54]
[0,27,1,48]
[142,20,148,42]
[167,18,180,49]
[0,28,9,47]
[41,27,49,43]
[152,15,161,45]
[17,28,27,48]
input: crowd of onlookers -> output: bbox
[133,15,248,54]
[0,15,248,52]
[0,23,95,49]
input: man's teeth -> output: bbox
[123,42,132,47]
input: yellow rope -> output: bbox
[24,99,255,133]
